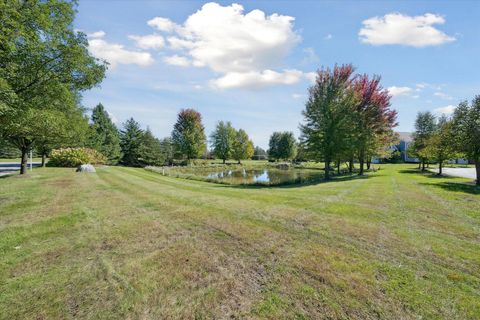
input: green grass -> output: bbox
[0,157,43,163]
[0,164,479,319]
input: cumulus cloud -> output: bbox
[359,13,455,47]
[128,34,165,49]
[434,105,456,114]
[211,69,306,89]
[147,17,178,32]
[163,55,191,67]
[148,2,310,89]
[387,86,412,97]
[88,30,106,38]
[87,31,154,68]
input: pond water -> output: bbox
[204,168,324,185]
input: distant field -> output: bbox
[0,158,42,163]
[0,164,479,319]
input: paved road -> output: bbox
[432,167,477,180]
[0,162,41,177]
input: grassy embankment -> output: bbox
[0,164,479,319]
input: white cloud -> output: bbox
[106,111,119,124]
[147,17,178,32]
[88,30,106,38]
[163,55,191,67]
[434,105,456,114]
[149,3,309,89]
[87,31,154,68]
[359,13,455,47]
[325,34,333,40]
[434,91,453,100]
[388,86,412,97]
[128,34,165,49]
[304,72,317,84]
[210,69,304,89]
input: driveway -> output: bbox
[432,167,477,180]
[0,162,41,177]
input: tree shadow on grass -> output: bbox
[419,181,480,195]
[398,169,456,179]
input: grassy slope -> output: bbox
[0,165,479,319]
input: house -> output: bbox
[395,132,419,163]
[394,132,468,164]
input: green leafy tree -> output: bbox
[269,132,297,161]
[411,111,436,171]
[160,137,175,165]
[452,97,480,184]
[425,115,456,176]
[89,103,121,164]
[210,121,236,164]
[120,118,144,167]
[0,0,106,174]
[300,65,356,180]
[171,109,206,162]
[253,146,267,160]
[232,129,254,164]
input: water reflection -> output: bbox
[205,168,323,185]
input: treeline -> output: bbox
[410,97,480,184]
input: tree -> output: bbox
[269,132,297,161]
[120,118,144,167]
[0,0,106,174]
[89,103,121,164]
[138,128,164,166]
[411,111,436,171]
[232,129,254,164]
[425,115,456,176]
[171,109,206,162]
[353,75,397,175]
[210,121,236,164]
[253,146,267,160]
[159,137,175,165]
[300,64,356,180]
[452,97,480,185]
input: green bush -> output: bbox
[48,148,106,167]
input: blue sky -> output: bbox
[76,1,480,148]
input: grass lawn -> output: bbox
[0,157,43,163]
[0,164,479,319]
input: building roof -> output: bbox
[397,132,413,142]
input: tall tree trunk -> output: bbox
[324,159,331,180]
[336,160,340,175]
[358,149,365,176]
[418,162,421,169]
[475,159,480,186]
[20,147,29,175]
[41,153,46,167]
[421,160,426,171]
[223,158,226,164]
[366,159,371,170]
[348,158,353,174]
[438,161,443,176]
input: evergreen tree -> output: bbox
[138,128,164,166]
[160,137,175,165]
[89,103,121,164]
[171,109,206,162]
[210,121,236,163]
[120,118,144,167]
[268,132,283,160]
[268,132,297,161]
[232,129,254,164]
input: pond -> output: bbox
[203,168,325,185]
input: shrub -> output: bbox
[48,148,106,167]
